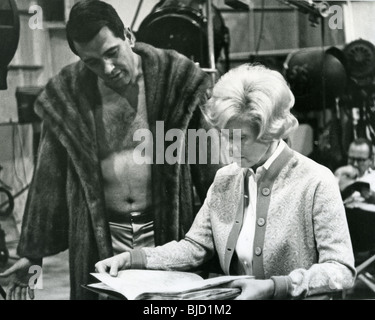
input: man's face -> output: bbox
[74,26,137,90]
[348,143,372,177]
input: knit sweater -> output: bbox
[131,145,356,299]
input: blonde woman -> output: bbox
[95,64,356,299]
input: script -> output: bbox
[84,269,253,300]
[341,181,370,200]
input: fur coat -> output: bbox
[17,43,219,299]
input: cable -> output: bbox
[364,97,375,142]
[12,125,24,186]
[254,0,266,59]
[15,124,29,184]
[2,124,31,217]
[320,16,327,127]
[223,26,230,72]
[131,0,144,31]
[0,187,14,217]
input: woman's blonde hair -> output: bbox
[202,64,298,142]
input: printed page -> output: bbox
[91,270,252,300]
[91,270,204,300]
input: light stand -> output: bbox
[202,0,218,85]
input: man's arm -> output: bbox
[0,257,42,300]
[17,123,69,259]
[2,123,70,300]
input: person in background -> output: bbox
[0,0,220,300]
[95,64,356,300]
[335,138,375,204]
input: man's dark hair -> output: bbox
[351,137,374,159]
[66,0,125,55]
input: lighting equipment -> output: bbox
[136,0,229,70]
[0,0,20,90]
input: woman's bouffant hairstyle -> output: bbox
[66,0,126,56]
[202,64,299,142]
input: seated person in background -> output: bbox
[95,64,356,300]
[335,138,375,204]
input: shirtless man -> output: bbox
[0,1,218,300]
[83,25,155,252]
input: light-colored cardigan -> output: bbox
[131,145,356,299]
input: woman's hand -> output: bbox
[229,278,274,300]
[94,252,131,277]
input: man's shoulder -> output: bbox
[135,42,189,61]
[35,60,96,120]
[43,60,95,97]
[134,42,205,76]
[55,60,86,80]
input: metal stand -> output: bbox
[205,0,218,85]
[0,224,9,266]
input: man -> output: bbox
[335,138,375,204]
[0,1,219,300]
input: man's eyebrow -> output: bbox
[82,57,96,64]
[103,45,119,55]
[82,45,119,63]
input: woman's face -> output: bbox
[224,118,273,169]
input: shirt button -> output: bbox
[262,188,270,196]
[257,218,266,227]
[255,247,262,256]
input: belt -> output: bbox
[108,207,154,224]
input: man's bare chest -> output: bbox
[95,78,150,158]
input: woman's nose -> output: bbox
[230,139,241,157]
